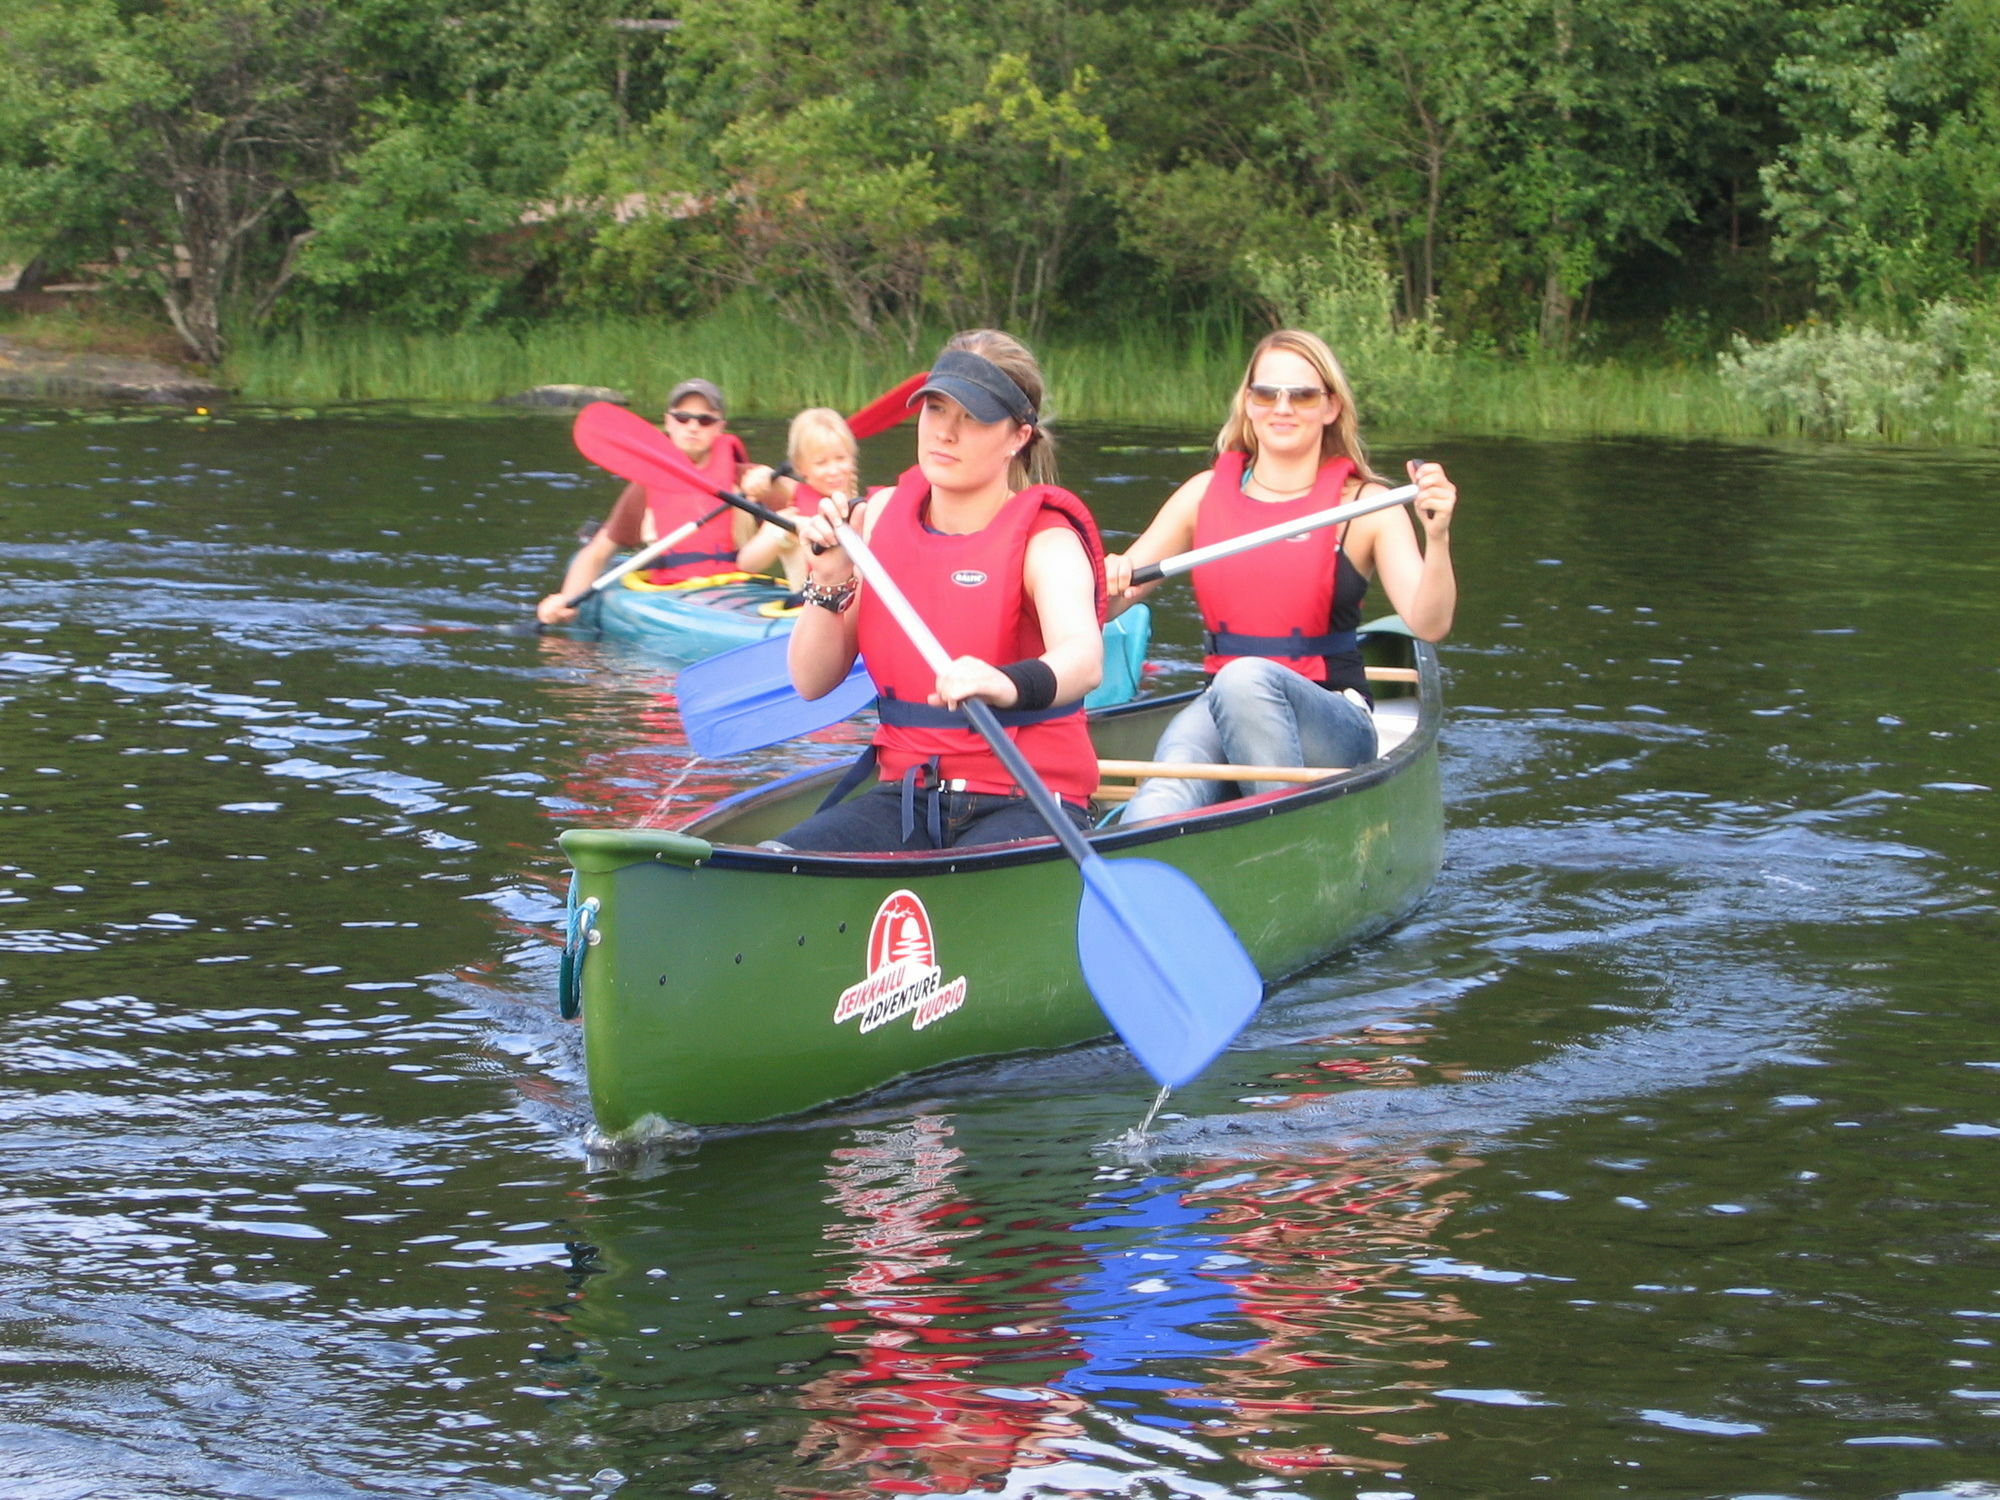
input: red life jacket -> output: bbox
[792,480,824,519]
[1195,449,1357,682]
[855,467,1105,803]
[642,431,749,584]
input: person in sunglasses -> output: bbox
[766,329,1107,852]
[537,378,766,626]
[1103,328,1458,821]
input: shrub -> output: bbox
[1244,223,1456,426]
[1718,298,2000,440]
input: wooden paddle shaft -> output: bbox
[1097,759,1345,784]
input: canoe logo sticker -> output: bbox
[950,569,988,587]
[834,889,968,1034]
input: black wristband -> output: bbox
[998,658,1058,712]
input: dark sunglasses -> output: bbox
[667,409,722,428]
[1246,383,1330,410]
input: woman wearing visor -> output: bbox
[1103,329,1458,821]
[766,329,1107,853]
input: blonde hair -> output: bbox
[1216,329,1382,483]
[942,328,1058,490]
[786,406,857,467]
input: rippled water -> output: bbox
[1,403,1996,1499]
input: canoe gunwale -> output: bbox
[670,637,1442,879]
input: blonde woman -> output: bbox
[768,330,1107,852]
[739,407,861,585]
[1103,329,1459,821]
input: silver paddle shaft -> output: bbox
[564,511,713,606]
[1129,481,1417,585]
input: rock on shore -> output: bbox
[0,337,226,404]
[494,384,628,408]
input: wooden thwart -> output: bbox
[1094,759,1348,804]
[1088,665,1411,800]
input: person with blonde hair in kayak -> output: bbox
[768,330,1106,853]
[737,406,862,586]
[536,378,763,626]
[1104,328,1458,821]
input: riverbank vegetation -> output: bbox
[4,0,1998,444]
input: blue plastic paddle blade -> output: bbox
[676,639,875,758]
[1075,856,1263,1088]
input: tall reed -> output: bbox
[225,309,1258,423]
[225,309,1992,443]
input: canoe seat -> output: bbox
[1372,697,1420,756]
[1092,692,1421,819]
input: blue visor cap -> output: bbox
[910,349,1037,426]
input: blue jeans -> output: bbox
[1123,658,1378,822]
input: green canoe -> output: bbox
[557,626,1445,1140]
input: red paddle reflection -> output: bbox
[793,1114,1088,1496]
[533,638,870,828]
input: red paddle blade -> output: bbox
[845,371,927,441]
[574,402,724,498]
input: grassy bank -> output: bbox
[65,303,1985,446]
[224,311,1262,427]
[0,295,194,366]
[225,311,1777,436]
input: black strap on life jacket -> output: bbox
[1204,624,1359,660]
[874,694,1082,730]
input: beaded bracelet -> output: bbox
[800,576,858,613]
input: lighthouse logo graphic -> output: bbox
[835,889,968,1034]
[868,891,933,973]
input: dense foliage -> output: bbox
[3,0,1997,410]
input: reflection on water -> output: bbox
[796,1114,1088,1496]
[1065,1142,1482,1481]
[535,632,870,829]
[3,405,1999,1496]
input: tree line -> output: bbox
[2,0,1994,374]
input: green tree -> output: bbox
[714,98,954,351]
[938,53,1113,335]
[1170,0,1506,325]
[0,0,360,362]
[1481,0,1788,349]
[1762,0,2000,316]
[290,0,628,327]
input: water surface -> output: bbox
[1,403,1996,1498]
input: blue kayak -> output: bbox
[575,571,1152,709]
